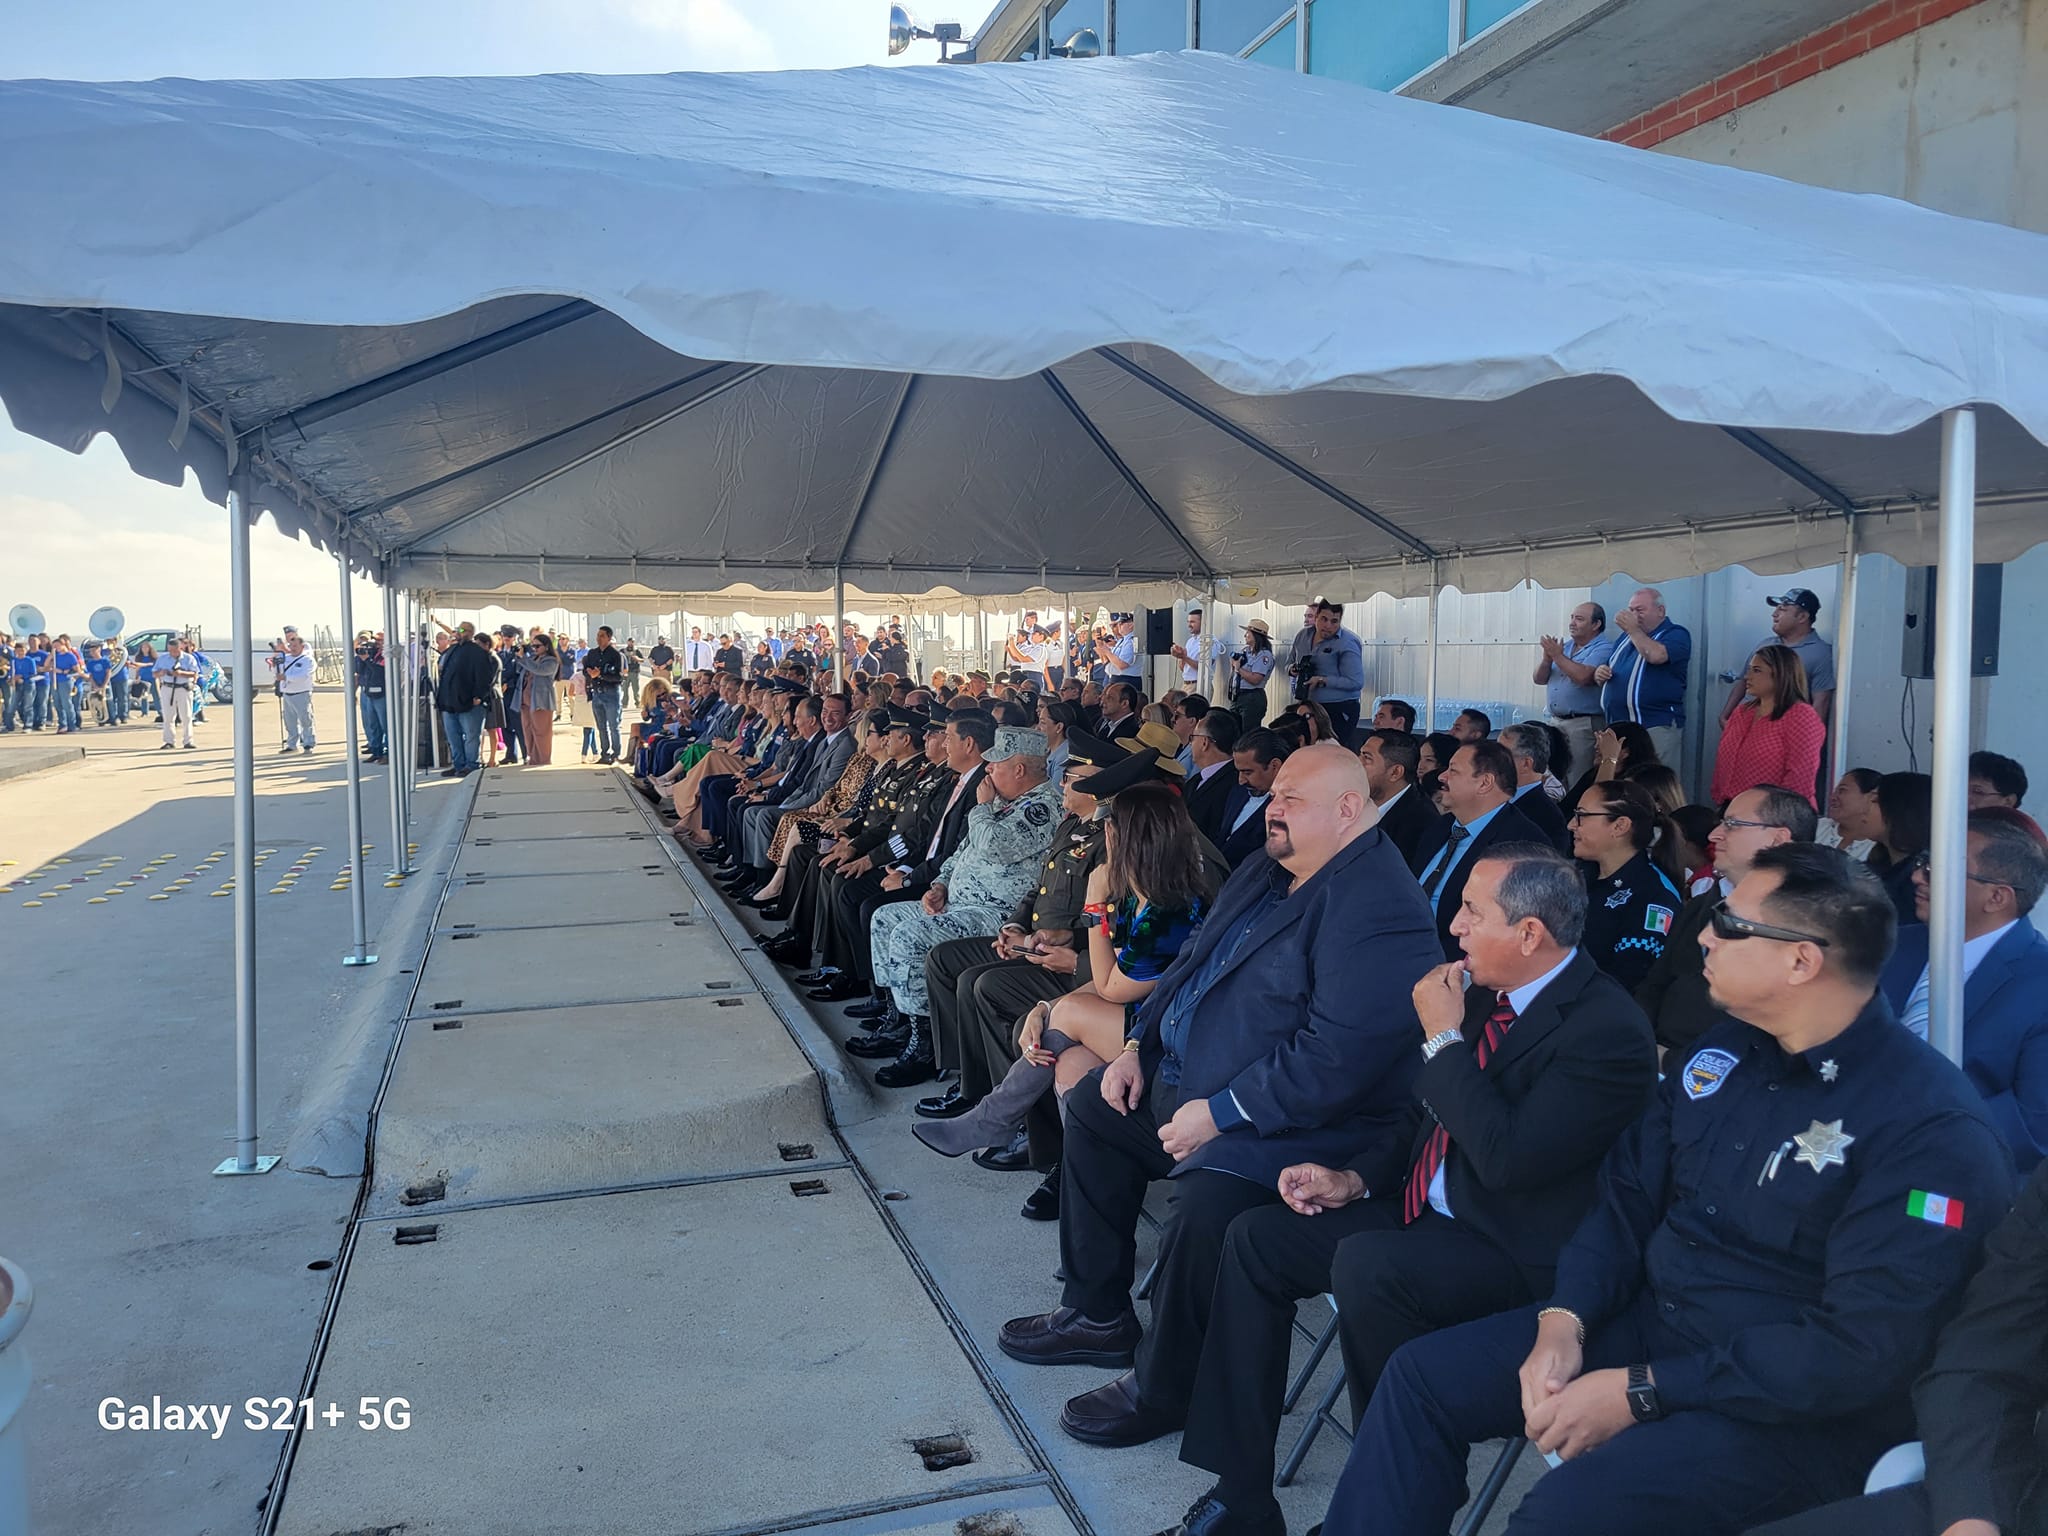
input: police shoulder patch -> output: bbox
[1682,1047,1740,1101]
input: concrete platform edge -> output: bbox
[621,771,886,1130]
[284,778,472,1177]
[0,744,85,784]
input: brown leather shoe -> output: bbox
[997,1306,1140,1368]
[1059,1370,1184,1447]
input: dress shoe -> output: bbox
[761,938,809,964]
[794,967,835,986]
[913,1085,979,1120]
[1157,1490,1285,1536]
[1058,1371,1185,1448]
[720,872,759,896]
[738,890,783,911]
[997,1306,1140,1369]
[972,1133,1033,1173]
[843,995,892,1020]
[1020,1166,1061,1222]
[807,975,869,1002]
[843,1030,906,1059]
[873,1018,936,1088]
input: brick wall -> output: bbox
[1602,0,1990,149]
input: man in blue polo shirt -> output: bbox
[1536,602,1618,782]
[1300,600,1366,741]
[1597,587,1692,771]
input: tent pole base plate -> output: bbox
[342,953,380,967]
[212,1155,281,1177]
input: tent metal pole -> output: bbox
[1928,408,1977,1068]
[337,546,376,966]
[215,464,275,1175]
[1831,514,1860,781]
[1424,562,1442,734]
[1064,593,1074,688]
[833,568,846,690]
[1206,580,1219,698]
[383,581,406,881]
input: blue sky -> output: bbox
[1,0,939,637]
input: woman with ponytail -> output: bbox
[1568,778,1685,991]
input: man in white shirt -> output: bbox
[157,637,201,749]
[266,628,318,753]
[1171,607,1209,696]
[683,626,715,673]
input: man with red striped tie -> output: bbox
[1113,843,1658,1536]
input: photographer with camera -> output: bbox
[1225,618,1276,729]
[1293,600,1365,739]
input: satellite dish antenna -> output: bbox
[8,604,44,638]
[89,606,126,641]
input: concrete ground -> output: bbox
[1,689,457,1536]
[6,695,1540,1536]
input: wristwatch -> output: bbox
[1626,1364,1662,1423]
[1421,1027,1465,1062]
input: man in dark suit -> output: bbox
[1181,708,1241,844]
[719,692,854,893]
[1636,784,1815,1055]
[807,711,989,1005]
[995,745,1443,1408]
[1359,727,1431,863]
[1881,810,2048,1171]
[1500,722,1573,855]
[1215,728,1287,869]
[1410,740,1544,960]
[1098,844,1655,1536]
[1745,1160,2048,1536]
[1098,680,1143,742]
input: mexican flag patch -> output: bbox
[1907,1190,1965,1228]
[1644,905,1674,935]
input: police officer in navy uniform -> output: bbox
[1320,844,2017,1536]
[1571,778,1685,992]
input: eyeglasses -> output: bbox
[1717,815,1775,831]
[1708,899,1831,948]
[1911,849,2007,888]
[1567,809,1623,822]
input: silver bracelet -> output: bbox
[1421,1027,1465,1061]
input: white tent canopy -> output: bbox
[2,51,2046,606]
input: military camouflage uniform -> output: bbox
[869,778,1065,1016]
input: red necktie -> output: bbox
[1402,993,1516,1225]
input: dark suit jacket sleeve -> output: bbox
[1417,971,1656,1194]
[1220,876,1439,1139]
[1915,1161,2048,1534]
[1974,933,2048,1168]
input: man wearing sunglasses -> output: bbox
[1879,811,2048,1172]
[1321,844,2016,1536]
[1636,786,1817,1057]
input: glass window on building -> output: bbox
[1464,0,1535,41]
[1113,0,1190,53]
[1048,0,1106,55]
[1246,15,1297,66]
[1006,23,1043,60]
[1307,0,1445,90]
[1198,0,1294,55]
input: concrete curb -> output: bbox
[622,772,887,1130]
[283,778,476,1177]
[0,745,84,784]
